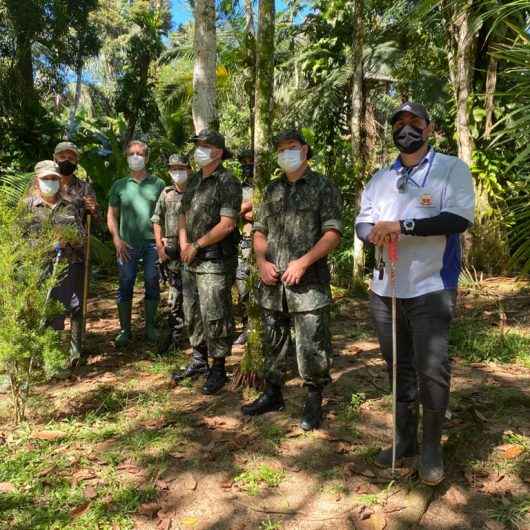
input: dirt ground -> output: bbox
[1,278,530,530]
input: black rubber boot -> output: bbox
[300,386,323,431]
[375,401,418,468]
[241,382,285,416]
[171,345,208,383]
[202,358,227,395]
[419,408,445,486]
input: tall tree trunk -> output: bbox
[484,48,498,140]
[450,0,477,166]
[351,0,365,285]
[68,55,84,140]
[233,0,275,389]
[192,0,217,132]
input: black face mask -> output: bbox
[57,160,77,176]
[393,124,426,154]
[241,164,253,180]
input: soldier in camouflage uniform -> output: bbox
[25,161,86,365]
[241,130,343,430]
[152,154,191,353]
[234,149,255,345]
[53,141,99,223]
[176,130,242,394]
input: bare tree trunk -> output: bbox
[192,0,217,132]
[484,50,498,139]
[68,57,84,140]
[351,0,365,285]
[451,0,477,166]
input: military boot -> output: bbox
[171,345,209,384]
[202,358,227,395]
[241,382,284,416]
[115,301,132,347]
[69,311,85,368]
[375,401,418,468]
[144,299,159,343]
[419,408,445,486]
[300,386,323,431]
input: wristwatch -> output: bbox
[401,219,415,234]
[191,241,201,251]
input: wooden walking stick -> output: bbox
[82,214,92,335]
[388,238,399,477]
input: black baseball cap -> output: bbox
[273,129,313,159]
[389,102,430,125]
[190,129,232,159]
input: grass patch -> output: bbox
[488,495,530,530]
[337,392,366,438]
[450,318,530,366]
[260,518,282,530]
[235,464,285,496]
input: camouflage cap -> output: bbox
[190,129,232,159]
[273,129,313,159]
[54,141,80,157]
[168,154,190,166]
[35,160,61,178]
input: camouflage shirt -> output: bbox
[25,195,86,263]
[151,186,184,251]
[180,165,242,273]
[253,168,343,312]
[60,174,98,223]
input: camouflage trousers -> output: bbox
[182,266,234,358]
[262,304,333,388]
[235,237,252,302]
[166,261,185,342]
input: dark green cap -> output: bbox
[273,129,313,159]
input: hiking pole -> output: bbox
[82,214,92,335]
[388,238,399,477]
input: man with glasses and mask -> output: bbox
[355,102,475,485]
[107,140,165,348]
[176,130,242,394]
[241,129,343,431]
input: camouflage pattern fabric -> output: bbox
[262,305,332,388]
[60,175,98,223]
[151,186,184,253]
[253,168,343,312]
[181,265,234,358]
[180,165,242,274]
[25,195,85,263]
[166,260,185,341]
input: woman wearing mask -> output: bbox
[107,140,166,347]
[152,154,191,354]
[25,160,86,366]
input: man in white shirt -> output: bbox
[355,102,475,486]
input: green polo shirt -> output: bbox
[108,174,165,247]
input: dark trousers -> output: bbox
[370,289,456,411]
[49,262,84,330]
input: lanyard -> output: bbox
[403,150,435,188]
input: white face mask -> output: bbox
[39,178,60,197]
[170,170,188,186]
[128,154,146,172]
[194,146,213,168]
[277,149,304,173]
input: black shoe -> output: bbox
[241,384,284,416]
[300,386,323,431]
[375,401,418,468]
[202,360,227,395]
[171,347,208,384]
[419,408,445,486]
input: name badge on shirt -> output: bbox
[419,193,434,207]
